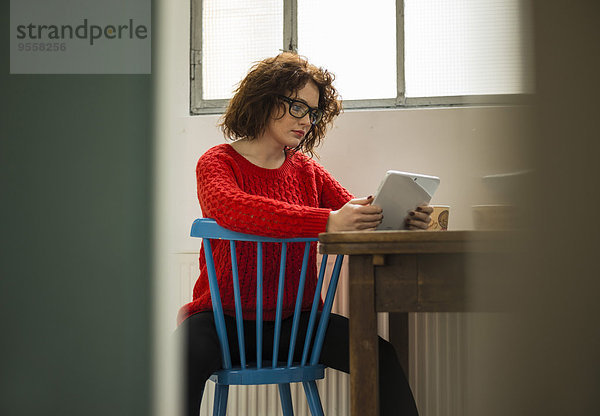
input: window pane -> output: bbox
[405,0,534,97]
[298,0,397,100]
[202,0,283,100]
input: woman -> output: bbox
[177,52,432,415]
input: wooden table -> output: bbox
[318,230,509,416]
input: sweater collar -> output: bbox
[224,144,296,178]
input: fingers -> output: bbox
[357,213,384,223]
[346,199,382,216]
[408,209,430,223]
[351,203,383,226]
[350,206,382,227]
[331,201,436,232]
[355,205,383,216]
[349,195,375,206]
[327,198,383,232]
[346,200,383,228]
[356,221,381,230]
[416,204,434,214]
[405,219,429,230]
[405,221,427,230]
[406,208,432,230]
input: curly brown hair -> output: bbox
[219,52,342,157]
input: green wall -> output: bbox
[0,1,153,415]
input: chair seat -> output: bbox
[210,363,326,385]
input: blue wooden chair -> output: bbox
[190,218,344,416]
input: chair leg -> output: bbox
[302,381,324,416]
[213,383,229,416]
[278,383,294,416]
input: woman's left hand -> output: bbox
[405,204,433,230]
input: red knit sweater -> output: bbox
[177,144,353,325]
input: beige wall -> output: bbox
[170,105,532,252]
[157,2,600,416]
[154,3,534,414]
[160,3,532,253]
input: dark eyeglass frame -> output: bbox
[276,95,323,125]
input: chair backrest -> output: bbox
[190,218,343,372]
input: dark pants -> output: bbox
[177,311,419,416]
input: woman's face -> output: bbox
[263,81,320,150]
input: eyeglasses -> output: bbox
[276,95,323,125]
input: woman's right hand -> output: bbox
[326,196,383,232]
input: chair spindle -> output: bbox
[301,254,329,366]
[287,241,312,367]
[310,254,344,365]
[204,239,232,369]
[272,242,288,367]
[256,241,263,369]
[229,240,247,369]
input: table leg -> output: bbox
[349,255,379,416]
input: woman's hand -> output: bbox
[326,196,383,232]
[405,204,433,230]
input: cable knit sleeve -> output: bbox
[310,159,354,210]
[196,147,333,238]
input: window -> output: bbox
[297,0,398,102]
[191,0,533,114]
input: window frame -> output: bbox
[190,0,531,115]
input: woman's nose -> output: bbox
[299,112,311,126]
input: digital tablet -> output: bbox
[372,170,440,230]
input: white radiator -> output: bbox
[178,254,467,416]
